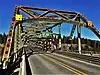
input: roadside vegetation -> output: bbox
[0,33,7,61]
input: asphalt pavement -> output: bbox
[28,52,100,75]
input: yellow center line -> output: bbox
[40,54,87,75]
[45,54,87,75]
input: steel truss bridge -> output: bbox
[0,6,100,75]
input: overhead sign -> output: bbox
[41,32,53,37]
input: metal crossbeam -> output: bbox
[1,6,100,75]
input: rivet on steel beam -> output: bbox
[10,25,13,29]
[9,33,12,36]
[5,51,8,54]
[12,22,14,24]
[9,31,12,36]
[4,58,6,60]
[10,30,12,32]
[8,39,11,42]
[7,44,10,47]
[12,17,15,21]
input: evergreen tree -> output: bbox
[2,33,7,43]
[0,34,3,43]
[0,33,7,44]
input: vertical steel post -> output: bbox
[48,28,52,51]
[94,41,96,51]
[77,17,81,54]
[13,25,18,61]
[58,24,61,50]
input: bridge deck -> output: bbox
[28,52,100,75]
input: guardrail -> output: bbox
[0,46,27,75]
[21,50,26,75]
[55,51,100,65]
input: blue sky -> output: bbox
[0,0,100,41]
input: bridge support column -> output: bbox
[78,37,81,54]
[58,25,61,50]
[14,25,18,61]
[59,38,61,50]
[77,17,81,54]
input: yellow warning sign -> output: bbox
[88,21,92,27]
[15,14,22,21]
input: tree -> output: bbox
[0,34,3,43]
[0,33,7,44]
[2,33,7,43]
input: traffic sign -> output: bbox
[88,21,92,27]
[15,14,22,21]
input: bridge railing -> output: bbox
[0,46,27,75]
[55,51,100,65]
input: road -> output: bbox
[28,52,100,75]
